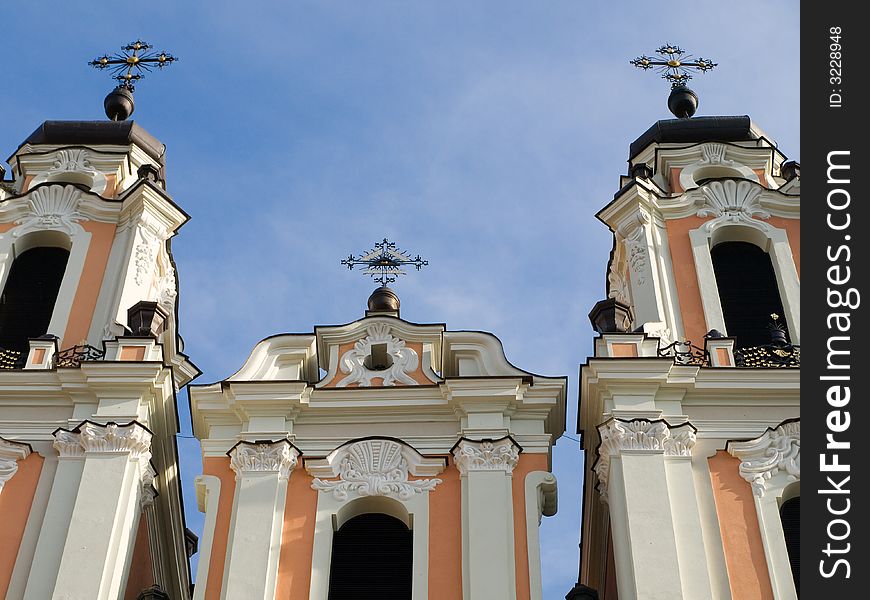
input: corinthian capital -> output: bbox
[452,437,521,474]
[77,421,153,460]
[594,418,697,503]
[229,440,300,480]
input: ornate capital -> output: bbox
[728,419,800,497]
[77,422,152,459]
[229,440,299,480]
[452,437,521,474]
[310,438,443,502]
[594,419,696,503]
[0,437,32,495]
[53,429,85,458]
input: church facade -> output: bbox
[0,89,798,600]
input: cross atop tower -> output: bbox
[88,40,178,121]
[631,44,717,119]
[89,40,177,91]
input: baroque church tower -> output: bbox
[570,83,800,599]
[189,282,567,599]
[0,114,198,599]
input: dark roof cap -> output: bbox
[20,120,165,163]
[629,116,764,159]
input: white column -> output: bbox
[51,421,152,600]
[594,419,702,600]
[453,437,520,600]
[223,440,299,600]
[22,431,85,600]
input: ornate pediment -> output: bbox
[308,438,445,501]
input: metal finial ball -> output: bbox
[667,85,698,118]
[368,286,400,313]
[104,86,135,121]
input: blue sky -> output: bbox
[2,2,798,597]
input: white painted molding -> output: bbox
[695,179,770,233]
[336,322,420,387]
[309,438,443,501]
[228,439,299,480]
[0,437,31,495]
[524,471,557,600]
[452,437,521,474]
[727,420,800,497]
[308,491,430,600]
[13,184,85,238]
[594,419,696,502]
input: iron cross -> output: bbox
[631,44,716,88]
[342,239,428,286]
[89,40,177,91]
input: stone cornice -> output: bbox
[0,436,32,494]
[593,418,696,503]
[727,419,800,497]
[228,439,300,480]
[452,436,521,474]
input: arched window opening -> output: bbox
[328,512,412,600]
[780,496,799,597]
[0,247,70,351]
[711,241,786,348]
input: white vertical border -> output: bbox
[192,475,222,600]
[524,471,557,600]
[308,491,430,600]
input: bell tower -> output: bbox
[570,48,800,600]
[0,43,197,600]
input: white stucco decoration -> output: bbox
[0,437,31,496]
[336,322,420,387]
[594,419,696,502]
[728,420,800,497]
[229,440,299,480]
[77,421,153,459]
[311,438,442,501]
[27,149,109,195]
[452,437,521,474]
[53,429,85,457]
[14,184,84,237]
[696,179,770,232]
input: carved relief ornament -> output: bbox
[0,437,31,495]
[696,179,770,232]
[593,419,696,503]
[452,437,521,474]
[728,420,800,497]
[229,440,300,480]
[336,323,420,387]
[310,438,442,501]
[14,184,84,237]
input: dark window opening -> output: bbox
[328,513,412,600]
[780,496,800,597]
[711,241,787,348]
[0,246,70,352]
